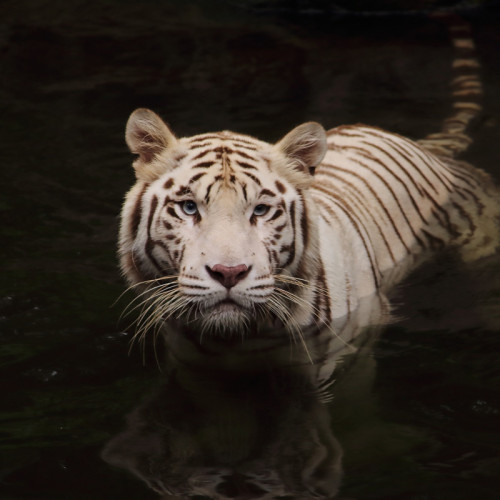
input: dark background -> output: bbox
[1,1,499,498]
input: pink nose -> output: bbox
[206,264,250,289]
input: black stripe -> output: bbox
[299,192,309,257]
[344,273,352,320]
[193,161,215,169]
[347,146,430,231]
[205,182,214,204]
[236,160,258,170]
[400,141,455,193]
[232,143,258,151]
[360,141,425,197]
[189,135,224,143]
[213,146,233,156]
[230,137,258,146]
[328,126,365,139]
[178,244,185,266]
[314,184,380,288]
[310,278,320,326]
[419,184,459,236]
[326,151,428,247]
[318,168,405,260]
[235,150,256,160]
[145,195,164,273]
[315,197,340,223]
[242,171,262,186]
[189,142,212,150]
[269,209,284,221]
[374,130,459,196]
[275,181,286,193]
[191,149,211,160]
[260,188,276,197]
[455,186,485,214]
[281,201,296,268]
[166,205,182,219]
[421,229,447,250]
[452,201,477,235]
[189,172,206,184]
[248,284,273,290]
[153,238,175,266]
[317,259,331,325]
[175,186,192,196]
[130,183,149,239]
[445,164,481,188]
[371,135,442,195]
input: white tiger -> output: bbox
[118,22,500,342]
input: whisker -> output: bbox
[112,275,179,307]
[274,273,330,296]
[120,282,178,320]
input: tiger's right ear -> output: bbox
[125,108,178,181]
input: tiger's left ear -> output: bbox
[125,108,179,181]
[275,122,327,176]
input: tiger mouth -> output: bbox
[214,298,243,310]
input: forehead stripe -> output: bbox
[242,171,262,185]
[230,137,257,145]
[232,143,258,151]
[191,149,211,160]
[275,181,286,193]
[189,134,225,143]
[189,142,212,150]
[236,160,258,170]
[234,150,256,160]
[189,172,206,184]
[260,188,276,197]
[163,178,174,190]
[193,161,215,169]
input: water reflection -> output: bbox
[102,294,388,499]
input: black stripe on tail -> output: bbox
[418,14,482,158]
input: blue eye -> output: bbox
[181,200,198,216]
[253,204,269,216]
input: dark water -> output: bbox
[1,1,500,498]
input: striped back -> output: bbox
[312,124,499,320]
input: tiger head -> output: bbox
[119,109,327,335]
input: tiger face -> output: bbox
[119,109,327,335]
